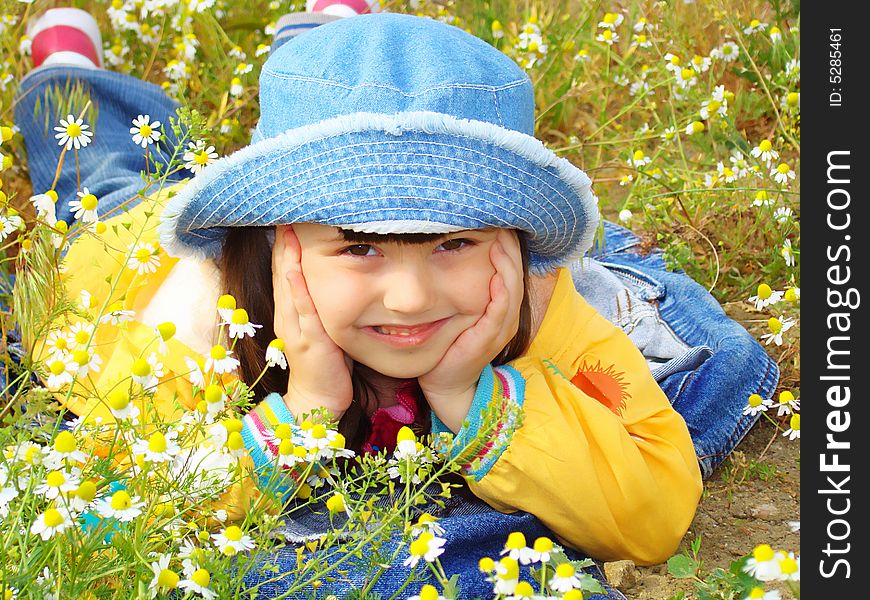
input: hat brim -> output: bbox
[159,111,599,273]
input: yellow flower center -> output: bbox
[110,490,132,511]
[66,123,82,137]
[748,394,763,407]
[80,194,98,211]
[603,13,617,24]
[53,337,68,351]
[148,432,168,453]
[75,329,91,345]
[224,418,243,433]
[269,338,285,351]
[777,163,790,174]
[135,247,152,261]
[556,562,576,577]
[779,390,795,404]
[73,350,90,366]
[54,430,77,454]
[707,100,720,113]
[139,125,152,138]
[226,431,244,451]
[204,384,223,404]
[680,68,695,80]
[157,322,176,341]
[131,358,151,378]
[231,308,249,325]
[108,388,130,410]
[602,30,613,40]
[633,150,645,161]
[563,591,584,600]
[326,494,345,513]
[328,433,347,449]
[784,288,798,302]
[790,414,800,431]
[786,92,799,106]
[418,585,440,600]
[669,55,681,65]
[491,20,503,31]
[279,439,295,455]
[533,536,553,552]
[224,525,243,542]
[527,40,539,53]
[409,537,429,557]
[514,581,534,597]
[753,544,775,562]
[636,34,647,43]
[770,26,781,36]
[479,557,495,572]
[780,556,798,574]
[217,294,236,310]
[76,480,97,501]
[750,19,761,27]
[157,569,179,589]
[690,122,705,134]
[195,150,211,165]
[749,588,765,599]
[505,531,526,550]
[310,424,327,439]
[43,508,64,528]
[49,360,67,376]
[767,318,783,334]
[397,426,416,443]
[757,283,772,299]
[210,345,227,360]
[46,470,66,487]
[759,140,772,152]
[191,568,210,588]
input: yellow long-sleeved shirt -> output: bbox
[36,185,701,563]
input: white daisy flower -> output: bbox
[149,553,181,597]
[744,587,781,600]
[35,467,81,499]
[69,187,100,223]
[225,308,262,339]
[772,163,795,186]
[127,241,161,275]
[44,329,74,361]
[130,114,162,148]
[265,339,287,369]
[54,114,93,150]
[596,29,619,45]
[663,52,682,73]
[411,513,446,537]
[132,430,181,464]
[747,284,783,310]
[131,353,164,391]
[711,41,739,62]
[775,391,800,416]
[184,356,207,388]
[95,489,145,522]
[618,209,633,223]
[402,532,447,568]
[30,506,74,540]
[501,532,536,565]
[751,140,779,165]
[45,355,76,390]
[775,551,800,582]
[107,388,140,422]
[183,140,218,175]
[72,349,102,378]
[744,544,781,580]
[628,149,651,168]
[30,191,58,225]
[549,562,583,593]
[178,568,217,599]
[212,525,256,556]
[743,19,768,35]
[205,345,240,375]
[760,315,796,346]
[782,414,800,440]
[68,321,96,350]
[100,301,136,325]
[690,54,712,73]
[743,393,773,417]
[780,239,796,267]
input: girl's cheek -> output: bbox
[446,254,496,314]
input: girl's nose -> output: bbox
[381,264,437,315]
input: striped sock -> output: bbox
[28,8,103,70]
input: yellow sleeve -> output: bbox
[444,305,702,565]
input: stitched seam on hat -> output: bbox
[491,88,505,127]
[226,157,563,236]
[194,141,577,241]
[258,73,531,96]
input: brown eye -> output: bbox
[438,238,472,252]
[343,244,375,256]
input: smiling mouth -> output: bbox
[364,318,450,346]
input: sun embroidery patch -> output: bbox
[571,359,631,415]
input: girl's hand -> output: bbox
[272,225,354,422]
[418,229,525,432]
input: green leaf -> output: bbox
[668,554,700,579]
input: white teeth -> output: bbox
[374,326,414,336]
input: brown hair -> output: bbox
[219,227,533,450]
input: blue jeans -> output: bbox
[11,64,777,598]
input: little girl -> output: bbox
[13,5,777,598]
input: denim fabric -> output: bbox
[13,65,184,225]
[159,13,600,275]
[244,492,626,600]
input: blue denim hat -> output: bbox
[159,12,599,273]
